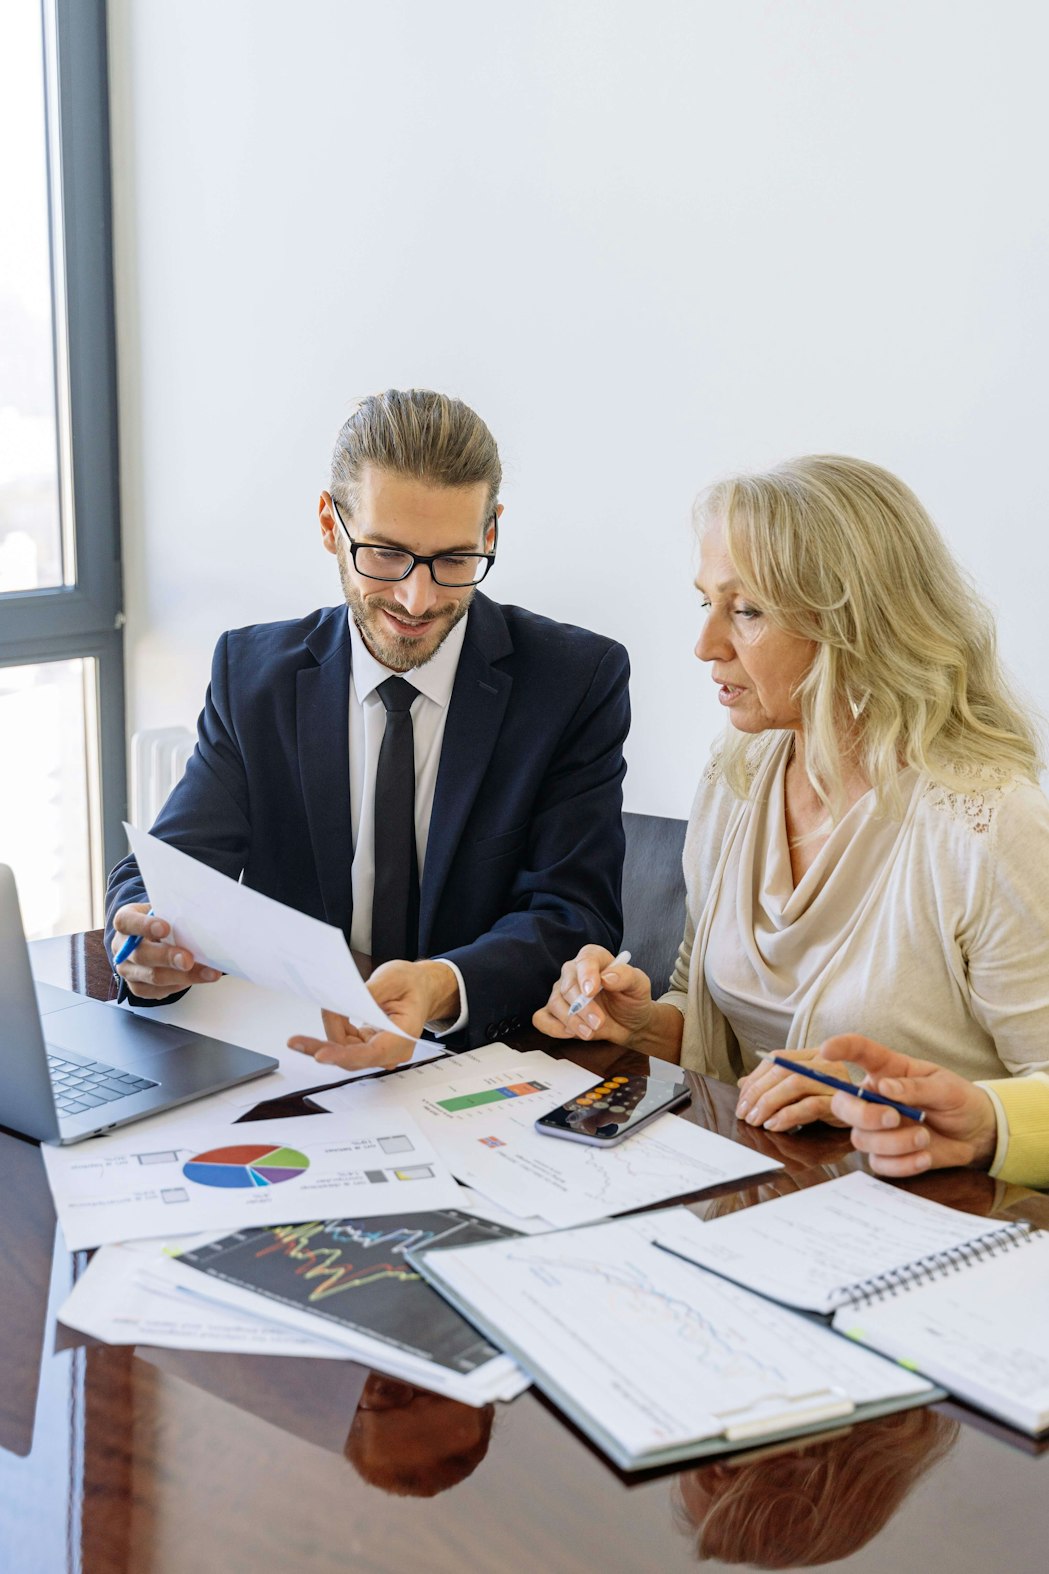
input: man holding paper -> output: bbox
[106,389,629,1068]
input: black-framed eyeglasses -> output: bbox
[330,495,497,587]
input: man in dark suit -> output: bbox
[107,389,629,1070]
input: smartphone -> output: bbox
[534,1074,691,1147]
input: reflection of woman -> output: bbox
[674,1409,958,1567]
[536,457,1049,1127]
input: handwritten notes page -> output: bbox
[654,1171,1019,1313]
[832,1231,1049,1434]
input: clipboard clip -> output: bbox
[712,1387,855,1443]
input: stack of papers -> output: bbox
[313,1045,782,1227]
[58,1239,355,1357]
[47,1032,780,1410]
[59,1210,529,1406]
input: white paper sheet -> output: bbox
[451,1185,551,1236]
[654,1170,1015,1313]
[58,1239,353,1356]
[126,825,409,1036]
[42,1109,461,1249]
[450,1109,784,1228]
[316,1052,781,1226]
[308,1041,528,1108]
[123,974,446,1119]
[418,1213,932,1461]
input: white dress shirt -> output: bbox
[347,609,469,1033]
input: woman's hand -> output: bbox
[822,1034,998,1177]
[735,1046,848,1131]
[531,946,655,1046]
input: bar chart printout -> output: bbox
[435,1081,549,1113]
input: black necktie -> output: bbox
[371,676,419,963]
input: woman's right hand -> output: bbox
[531,946,655,1046]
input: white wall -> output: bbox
[107,0,1049,818]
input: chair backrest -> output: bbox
[621,811,688,1000]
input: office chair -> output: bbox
[621,811,688,999]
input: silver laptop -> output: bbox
[0,864,278,1145]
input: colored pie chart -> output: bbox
[183,1143,310,1190]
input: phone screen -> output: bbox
[534,1074,690,1145]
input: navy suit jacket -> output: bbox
[106,594,630,1048]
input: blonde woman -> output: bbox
[534,456,1049,1130]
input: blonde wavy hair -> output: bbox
[697,455,1042,817]
[674,1408,959,1567]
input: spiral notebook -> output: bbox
[654,1170,1048,1435]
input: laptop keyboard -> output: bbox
[47,1052,158,1116]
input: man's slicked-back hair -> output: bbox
[331,389,502,517]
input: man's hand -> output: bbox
[823,1034,998,1177]
[110,902,221,1000]
[287,959,460,1072]
[735,1046,847,1130]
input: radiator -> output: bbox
[130,727,194,828]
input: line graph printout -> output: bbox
[435,1102,783,1227]
[415,1214,933,1464]
[41,1111,461,1249]
[173,1210,521,1374]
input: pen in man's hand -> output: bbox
[567,950,632,1018]
[113,909,155,967]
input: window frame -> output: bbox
[0,0,126,915]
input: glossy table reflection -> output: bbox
[2,933,1047,1574]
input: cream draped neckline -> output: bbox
[704,739,917,1068]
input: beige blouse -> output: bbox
[662,732,1049,1086]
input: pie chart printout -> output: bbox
[183,1144,311,1190]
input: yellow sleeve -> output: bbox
[975,1073,1049,1189]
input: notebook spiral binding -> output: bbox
[840,1222,1035,1310]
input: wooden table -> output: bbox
[3,933,1047,1574]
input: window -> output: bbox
[0,0,125,938]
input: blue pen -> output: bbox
[114,909,155,967]
[759,1052,927,1124]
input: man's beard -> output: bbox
[338,553,473,672]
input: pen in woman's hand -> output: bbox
[758,1052,927,1124]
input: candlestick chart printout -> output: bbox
[177,1210,521,1374]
